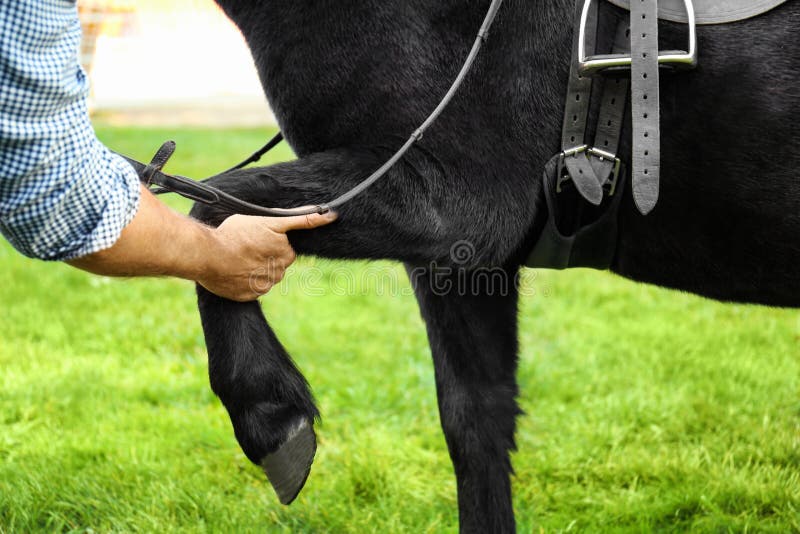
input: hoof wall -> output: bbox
[260,418,317,505]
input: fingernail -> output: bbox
[323,210,338,221]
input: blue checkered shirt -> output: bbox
[0,0,140,261]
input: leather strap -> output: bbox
[561,0,604,205]
[563,0,597,150]
[561,5,629,196]
[221,132,285,174]
[120,143,329,217]
[590,22,630,183]
[630,0,661,214]
[140,141,177,186]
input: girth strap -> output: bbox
[590,22,631,186]
[558,4,629,203]
[561,0,604,205]
[526,17,631,270]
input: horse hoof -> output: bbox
[260,418,317,505]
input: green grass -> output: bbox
[1,126,798,533]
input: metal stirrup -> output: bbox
[577,0,697,75]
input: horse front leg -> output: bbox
[410,265,522,534]
[190,148,454,504]
[195,287,318,505]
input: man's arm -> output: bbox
[68,184,336,302]
[0,4,336,301]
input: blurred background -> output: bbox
[78,0,275,127]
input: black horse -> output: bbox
[189,1,799,532]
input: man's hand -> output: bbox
[198,212,337,301]
[68,185,337,301]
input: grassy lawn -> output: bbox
[1,126,798,533]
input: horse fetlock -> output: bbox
[225,399,315,462]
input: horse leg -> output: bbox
[196,288,318,504]
[189,148,478,504]
[409,265,521,534]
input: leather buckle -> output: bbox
[577,0,698,76]
[556,146,621,198]
[588,147,621,196]
[556,145,588,193]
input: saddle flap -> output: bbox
[606,0,787,24]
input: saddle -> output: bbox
[526,0,788,269]
[607,0,787,24]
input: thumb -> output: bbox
[265,209,338,233]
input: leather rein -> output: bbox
[122,0,506,218]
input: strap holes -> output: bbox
[643,94,648,100]
[644,113,648,118]
[573,115,578,122]
[644,132,649,138]
[571,136,576,142]
[643,52,648,58]
[645,150,649,155]
[644,169,649,175]
[642,33,647,38]
[604,140,609,146]
[611,98,616,105]
[643,73,648,79]
[607,120,612,126]
[575,94,581,101]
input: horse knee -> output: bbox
[438,381,521,465]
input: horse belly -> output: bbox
[608,6,799,307]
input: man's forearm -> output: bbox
[66,184,337,302]
[67,184,215,282]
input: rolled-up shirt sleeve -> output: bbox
[0,0,140,261]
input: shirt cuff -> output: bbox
[0,142,142,262]
[59,149,142,261]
